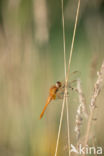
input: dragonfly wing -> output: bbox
[60,71,80,86]
[55,71,80,99]
[69,71,81,81]
[61,80,77,88]
[68,79,77,87]
[55,87,65,99]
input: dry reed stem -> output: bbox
[83,61,104,155]
[65,98,70,156]
[66,0,80,82]
[54,0,80,156]
[61,0,70,155]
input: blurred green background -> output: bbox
[0,0,104,155]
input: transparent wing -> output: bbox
[55,81,76,100]
[55,87,65,99]
[68,71,80,88]
[69,70,80,81]
[61,71,80,84]
[60,79,77,89]
[68,79,77,88]
[55,71,80,99]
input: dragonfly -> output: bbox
[40,71,79,119]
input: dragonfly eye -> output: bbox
[56,81,61,88]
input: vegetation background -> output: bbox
[0,0,104,155]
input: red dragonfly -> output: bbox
[40,71,79,119]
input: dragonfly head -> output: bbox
[56,81,62,88]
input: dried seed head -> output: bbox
[75,79,88,140]
[90,61,104,109]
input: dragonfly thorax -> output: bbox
[56,81,62,88]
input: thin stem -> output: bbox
[54,95,66,156]
[66,97,70,156]
[54,0,68,155]
[61,0,70,155]
[61,0,67,78]
[54,0,80,156]
[67,0,80,82]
